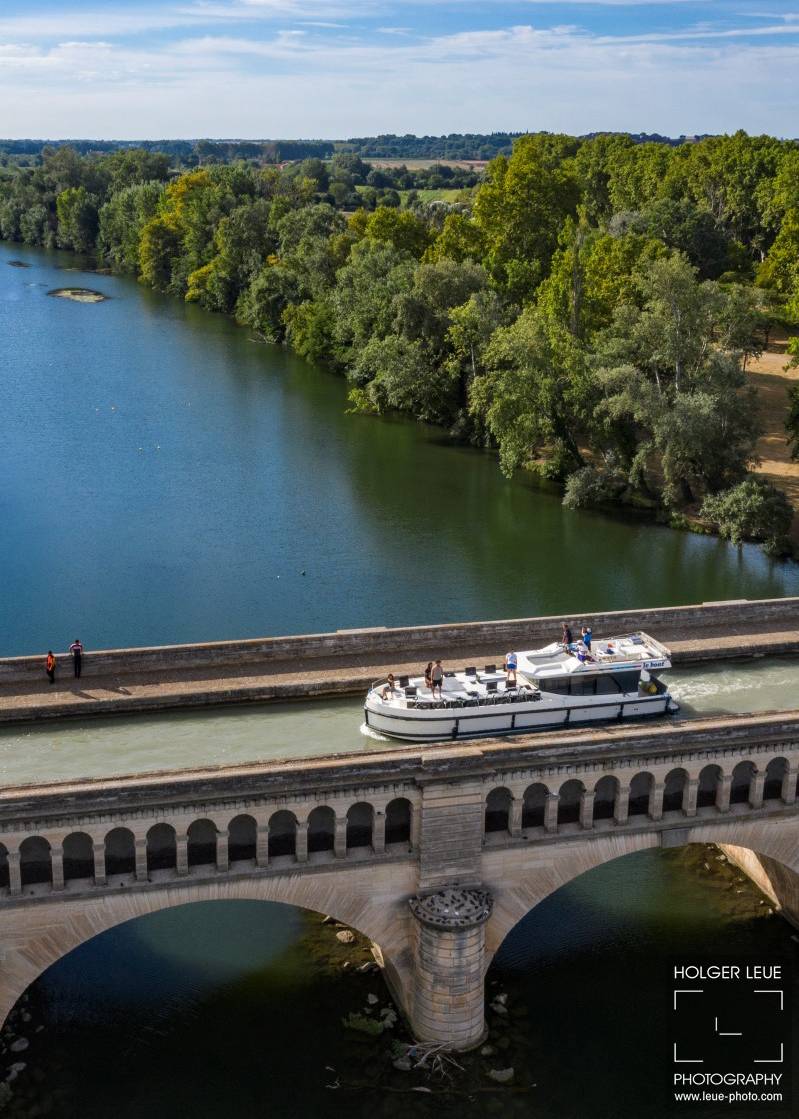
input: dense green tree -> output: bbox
[55,186,99,252]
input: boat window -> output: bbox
[571,677,597,696]
[612,671,641,693]
[596,675,622,695]
[539,677,570,695]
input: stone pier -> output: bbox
[408,887,493,1050]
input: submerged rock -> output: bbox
[7,260,29,268]
[480,1044,496,1057]
[335,929,355,944]
[393,1057,412,1071]
[366,993,379,1005]
[487,1067,515,1084]
[10,1038,29,1053]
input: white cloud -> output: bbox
[0,16,797,137]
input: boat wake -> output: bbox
[359,721,390,742]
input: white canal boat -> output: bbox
[364,632,680,742]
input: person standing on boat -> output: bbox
[561,622,573,648]
[430,660,444,698]
[505,651,518,686]
[581,626,593,651]
[424,662,433,692]
[380,673,397,700]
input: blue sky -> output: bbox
[0,1,796,138]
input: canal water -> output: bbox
[3,244,799,1116]
[1,655,799,785]
[2,242,799,658]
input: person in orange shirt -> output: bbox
[45,650,56,685]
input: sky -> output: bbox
[0,0,797,139]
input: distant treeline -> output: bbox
[0,131,719,167]
[2,131,799,554]
[0,138,335,166]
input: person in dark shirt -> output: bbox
[561,622,573,648]
[69,639,84,679]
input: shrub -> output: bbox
[562,465,624,510]
[700,477,793,556]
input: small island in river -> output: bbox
[47,287,108,303]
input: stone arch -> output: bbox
[0,844,9,891]
[697,764,722,810]
[522,783,548,829]
[268,811,297,858]
[62,832,95,881]
[482,816,799,969]
[593,776,618,821]
[663,768,688,813]
[628,772,653,816]
[385,798,412,847]
[147,823,177,873]
[557,779,584,826]
[228,814,257,862]
[731,761,756,805]
[105,827,135,877]
[764,758,787,802]
[346,803,374,851]
[485,787,512,834]
[0,862,417,1035]
[20,836,52,887]
[308,806,335,854]
[187,819,218,868]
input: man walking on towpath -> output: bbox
[69,639,84,679]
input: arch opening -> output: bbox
[485,787,512,834]
[105,827,135,877]
[20,836,52,887]
[522,783,547,829]
[385,798,412,847]
[268,811,297,859]
[147,824,177,873]
[593,776,618,822]
[228,814,256,863]
[307,806,335,854]
[346,803,374,850]
[557,780,584,826]
[187,819,218,868]
[63,832,95,881]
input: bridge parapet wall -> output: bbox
[1,596,797,685]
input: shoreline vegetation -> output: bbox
[2,132,799,555]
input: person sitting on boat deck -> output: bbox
[431,660,444,698]
[424,661,433,691]
[505,651,518,686]
[561,622,573,648]
[380,673,397,700]
[581,625,593,651]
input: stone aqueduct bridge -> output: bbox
[4,710,799,1048]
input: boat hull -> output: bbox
[364,693,674,742]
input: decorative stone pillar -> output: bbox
[509,798,523,838]
[50,849,64,891]
[256,825,270,868]
[93,842,106,887]
[372,812,386,855]
[782,765,799,806]
[544,794,559,833]
[216,830,229,872]
[135,838,148,881]
[409,887,493,1050]
[176,835,189,876]
[334,817,348,858]
[649,782,665,821]
[8,851,21,896]
[295,821,309,863]
[716,774,732,813]
[579,790,595,830]
[749,771,766,810]
[614,786,630,826]
[684,778,699,818]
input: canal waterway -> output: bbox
[0,655,797,785]
[2,242,799,659]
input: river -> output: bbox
[2,242,799,658]
[2,244,798,1117]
